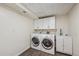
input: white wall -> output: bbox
[56,15,69,36]
[68,4,79,56]
[0,6,33,56]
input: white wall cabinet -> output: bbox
[56,36,72,55]
[33,16,55,29]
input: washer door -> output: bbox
[32,37,39,47]
[42,38,53,50]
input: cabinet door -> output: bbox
[64,37,72,55]
[56,36,64,52]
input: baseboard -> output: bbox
[56,51,72,56]
[14,47,30,56]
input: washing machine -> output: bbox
[31,33,41,50]
[41,34,55,55]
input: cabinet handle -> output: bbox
[63,39,64,50]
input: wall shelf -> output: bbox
[34,29,57,32]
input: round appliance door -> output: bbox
[32,37,40,47]
[42,38,53,50]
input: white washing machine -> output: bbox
[40,34,55,55]
[31,33,41,50]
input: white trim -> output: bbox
[14,47,30,56]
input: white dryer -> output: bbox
[41,34,55,55]
[31,33,41,50]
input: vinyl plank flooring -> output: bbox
[19,48,70,56]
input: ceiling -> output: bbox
[21,3,75,17]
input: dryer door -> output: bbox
[32,37,40,47]
[42,38,53,50]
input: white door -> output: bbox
[56,36,64,52]
[64,36,72,55]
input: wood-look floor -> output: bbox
[20,48,70,56]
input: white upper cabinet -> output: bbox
[33,16,55,29]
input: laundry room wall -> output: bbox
[0,6,33,56]
[68,4,79,56]
[56,15,69,36]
